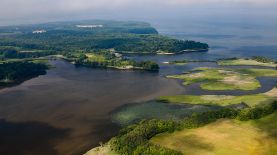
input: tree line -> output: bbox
[0,29,208,54]
[0,49,55,59]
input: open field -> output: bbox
[85,53,106,62]
[151,111,277,155]
[167,67,277,91]
[158,88,277,107]
[218,58,277,67]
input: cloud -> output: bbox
[167,0,277,5]
[0,0,276,25]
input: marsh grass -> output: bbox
[167,68,277,91]
[218,58,277,67]
[158,93,276,107]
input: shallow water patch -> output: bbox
[111,101,220,126]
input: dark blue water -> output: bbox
[156,20,277,59]
[129,18,277,63]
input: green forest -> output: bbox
[0,20,208,54]
[0,61,48,86]
[0,20,209,73]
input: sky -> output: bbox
[0,0,277,26]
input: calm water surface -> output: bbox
[0,60,185,155]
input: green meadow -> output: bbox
[151,111,277,155]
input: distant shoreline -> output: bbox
[117,48,209,55]
[157,48,209,55]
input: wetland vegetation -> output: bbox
[158,88,277,107]
[88,56,277,155]
[218,56,277,68]
[89,101,277,155]
[166,67,277,91]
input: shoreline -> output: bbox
[157,48,209,55]
[116,48,209,55]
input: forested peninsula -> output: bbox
[0,20,209,89]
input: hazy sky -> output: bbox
[1,0,277,26]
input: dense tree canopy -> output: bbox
[0,20,209,54]
[0,62,48,85]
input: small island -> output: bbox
[158,87,277,107]
[217,56,277,67]
[166,60,188,65]
[167,67,277,91]
[65,51,160,71]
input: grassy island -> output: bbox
[218,56,277,67]
[158,88,277,107]
[167,60,188,65]
[167,67,277,91]
[64,51,160,71]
